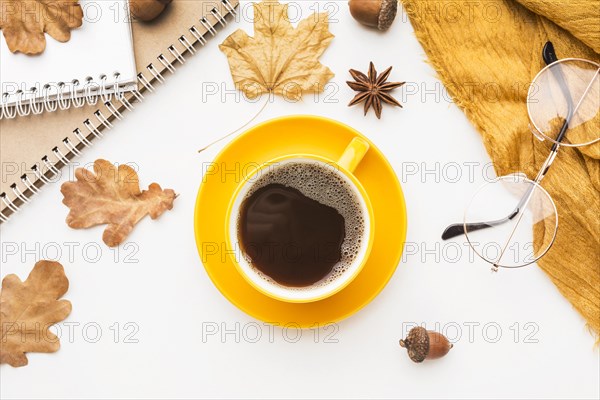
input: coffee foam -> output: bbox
[238,161,366,291]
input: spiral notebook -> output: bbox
[0,0,138,119]
[0,0,239,222]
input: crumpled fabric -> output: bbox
[402,0,599,338]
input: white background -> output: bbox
[1,2,598,399]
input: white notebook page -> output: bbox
[0,0,137,107]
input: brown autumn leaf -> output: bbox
[0,0,84,55]
[61,159,176,247]
[219,0,334,101]
[0,260,72,367]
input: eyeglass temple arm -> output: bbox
[542,41,573,150]
[442,41,571,241]
[442,211,519,240]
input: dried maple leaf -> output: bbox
[0,0,83,55]
[219,0,334,101]
[61,159,176,247]
[0,260,72,367]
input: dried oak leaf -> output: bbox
[61,159,176,247]
[0,260,72,367]
[0,0,84,55]
[219,0,334,101]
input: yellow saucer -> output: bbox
[194,116,407,327]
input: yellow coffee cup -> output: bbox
[225,137,375,303]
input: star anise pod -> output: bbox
[347,62,405,119]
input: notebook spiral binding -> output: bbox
[0,0,238,224]
[0,74,131,120]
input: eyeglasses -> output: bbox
[442,41,600,271]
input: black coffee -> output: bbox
[237,162,365,288]
[239,184,345,286]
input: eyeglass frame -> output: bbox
[441,41,600,271]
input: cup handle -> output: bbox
[337,137,370,173]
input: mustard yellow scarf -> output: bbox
[402,0,600,338]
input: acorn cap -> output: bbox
[377,0,398,31]
[348,0,398,31]
[399,326,429,363]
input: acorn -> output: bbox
[399,326,453,363]
[348,0,398,31]
[129,0,173,22]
